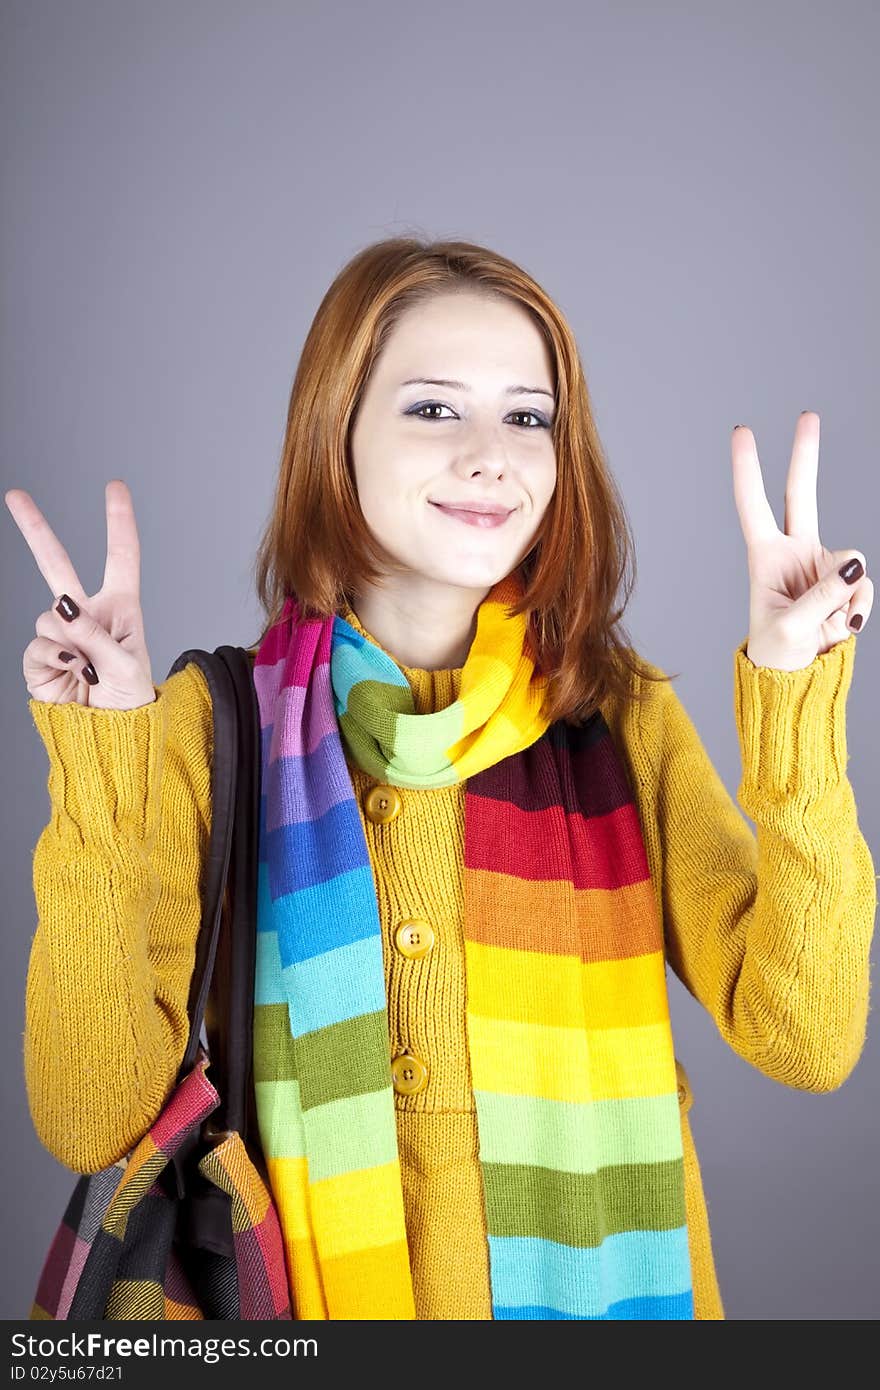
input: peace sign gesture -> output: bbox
[4,479,156,708]
[732,412,872,671]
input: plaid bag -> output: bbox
[31,646,292,1321]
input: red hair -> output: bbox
[250,236,676,724]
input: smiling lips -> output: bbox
[429,500,515,529]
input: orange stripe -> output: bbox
[464,869,663,960]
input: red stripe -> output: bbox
[466,794,652,889]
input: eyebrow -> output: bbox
[399,376,555,400]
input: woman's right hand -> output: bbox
[5,480,157,709]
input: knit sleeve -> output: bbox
[636,632,876,1093]
[23,663,214,1173]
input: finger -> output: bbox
[34,598,130,675]
[845,574,873,632]
[731,425,777,547]
[793,549,868,629]
[4,489,89,607]
[25,636,96,697]
[783,411,820,540]
[101,479,141,598]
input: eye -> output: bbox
[406,402,551,428]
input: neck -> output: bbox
[347,583,487,670]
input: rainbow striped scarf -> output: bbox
[252,572,694,1319]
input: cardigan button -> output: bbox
[364,784,403,824]
[394,919,435,960]
[675,1058,693,1113]
[391,1051,428,1095]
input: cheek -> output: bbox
[532,456,557,507]
[359,485,413,538]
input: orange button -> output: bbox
[364,785,403,824]
[391,1051,428,1095]
[394,919,435,960]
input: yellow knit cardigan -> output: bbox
[23,620,875,1320]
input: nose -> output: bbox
[454,448,509,483]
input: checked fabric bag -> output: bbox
[30,645,291,1321]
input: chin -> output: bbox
[415,560,515,589]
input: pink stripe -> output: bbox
[254,617,340,752]
[270,669,339,762]
[252,597,297,668]
[253,603,333,693]
[56,1236,91,1319]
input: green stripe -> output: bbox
[339,677,465,780]
[474,1090,684,1170]
[390,700,463,766]
[482,1158,687,1245]
[253,1004,392,1109]
[303,1089,401,1182]
[338,680,411,779]
[294,1009,392,1110]
[254,1079,306,1159]
[253,1003,298,1084]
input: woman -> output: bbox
[8,237,876,1320]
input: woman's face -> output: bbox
[349,290,558,602]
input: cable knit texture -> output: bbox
[23,616,875,1322]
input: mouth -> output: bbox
[428,500,516,529]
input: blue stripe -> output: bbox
[281,935,388,1034]
[256,901,386,1027]
[264,799,370,899]
[272,863,381,966]
[493,1290,695,1320]
[330,619,410,712]
[255,921,285,1004]
[487,1228,693,1319]
[256,859,276,938]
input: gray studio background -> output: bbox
[2,0,877,1321]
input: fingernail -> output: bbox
[849,614,863,631]
[58,650,76,662]
[82,662,99,685]
[839,558,864,584]
[56,594,80,622]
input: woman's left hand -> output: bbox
[732,411,872,671]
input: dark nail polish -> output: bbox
[58,650,76,662]
[839,558,864,584]
[56,593,80,622]
[849,614,863,631]
[82,662,99,685]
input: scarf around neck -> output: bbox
[251,572,695,1319]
